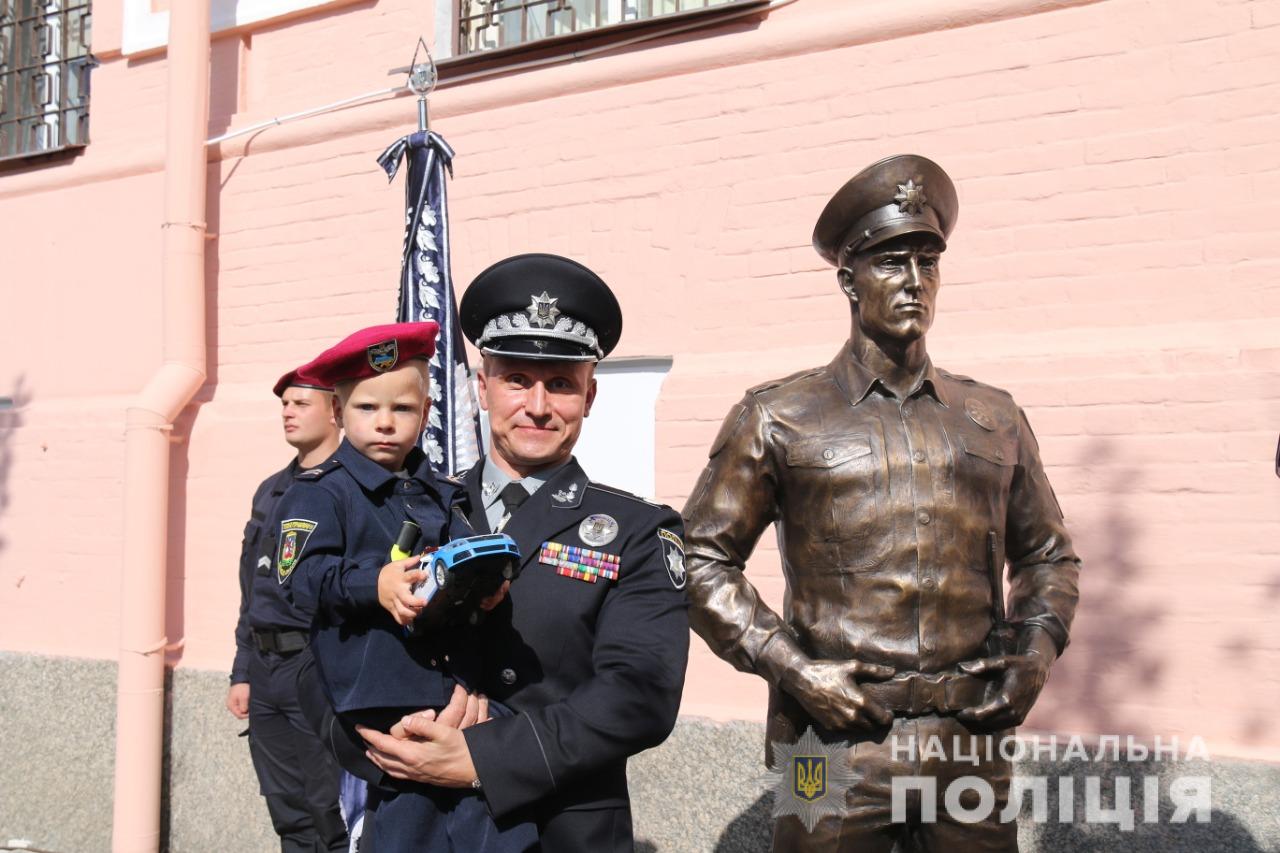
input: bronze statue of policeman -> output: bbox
[682,154,1081,851]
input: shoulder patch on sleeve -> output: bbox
[277,519,318,583]
[295,459,341,481]
[657,528,686,590]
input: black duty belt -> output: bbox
[860,672,989,717]
[252,629,308,655]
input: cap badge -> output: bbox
[367,339,399,373]
[526,291,561,329]
[579,514,619,547]
[894,178,928,215]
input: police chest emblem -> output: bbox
[579,514,618,547]
[965,398,996,431]
[277,519,318,583]
[367,339,399,373]
[658,528,686,590]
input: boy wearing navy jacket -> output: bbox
[271,321,534,853]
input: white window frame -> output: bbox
[121,0,359,57]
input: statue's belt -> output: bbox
[860,672,988,717]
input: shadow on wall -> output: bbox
[0,375,30,561]
[1034,438,1166,739]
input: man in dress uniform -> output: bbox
[359,253,691,853]
[682,155,1081,851]
[227,368,348,853]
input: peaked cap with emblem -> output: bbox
[812,154,959,266]
[460,253,622,362]
[300,321,439,388]
[272,365,334,398]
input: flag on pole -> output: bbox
[378,130,482,475]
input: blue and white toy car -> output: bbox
[411,533,522,625]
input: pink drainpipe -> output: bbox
[111,1,211,850]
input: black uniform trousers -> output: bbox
[248,646,349,853]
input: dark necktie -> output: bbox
[497,483,528,531]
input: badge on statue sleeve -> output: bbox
[657,528,686,590]
[277,519,318,583]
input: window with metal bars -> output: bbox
[455,0,756,57]
[0,0,92,163]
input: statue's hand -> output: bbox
[783,659,896,730]
[956,653,1050,729]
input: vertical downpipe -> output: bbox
[111,1,211,850]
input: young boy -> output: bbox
[270,322,535,852]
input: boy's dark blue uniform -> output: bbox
[461,458,690,853]
[233,460,348,853]
[273,438,535,853]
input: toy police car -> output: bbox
[411,533,522,625]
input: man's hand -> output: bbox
[359,717,478,788]
[225,683,250,720]
[784,659,896,730]
[478,580,510,612]
[956,652,1051,729]
[388,685,489,738]
[377,554,426,626]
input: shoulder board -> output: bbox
[937,368,977,385]
[747,366,826,396]
[938,368,1014,401]
[586,482,665,509]
[294,458,342,481]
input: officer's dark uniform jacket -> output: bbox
[272,439,479,714]
[460,457,690,847]
[233,460,308,683]
[683,342,1081,747]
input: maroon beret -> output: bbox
[300,322,439,388]
[272,367,334,398]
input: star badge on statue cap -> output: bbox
[812,154,959,266]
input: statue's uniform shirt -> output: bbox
[683,342,1080,721]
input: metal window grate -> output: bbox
[0,0,92,163]
[457,0,742,56]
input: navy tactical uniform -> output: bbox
[459,460,690,852]
[274,437,536,853]
[233,459,348,853]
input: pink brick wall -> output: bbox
[1,0,1277,761]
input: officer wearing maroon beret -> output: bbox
[227,366,348,853]
[272,322,535,853]
[357,254,690,853]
